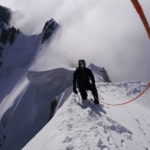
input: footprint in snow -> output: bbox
[77,100,106,115]
[107,136,114,145]
[63,136,72,143]
[66,145,74,150]
[66,124,73,131]
[106,117,133,140]
[121,139,127,149]
[97,139,110,150]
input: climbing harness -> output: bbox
[96,82,150,106]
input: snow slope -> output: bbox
[0,20,59,150]
[0,68,73,150]
[23,80,150,150]
[0,29,43,150]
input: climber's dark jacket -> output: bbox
[73,67,96,90]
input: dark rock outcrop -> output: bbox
[0,28,9,44]
[8,26,17,44]
[0,45,3,58]
[0,5,11,24]
[100,67,111,82]
[42,18,59,43]
[0,24,18,45]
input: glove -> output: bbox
[73,88,78,94]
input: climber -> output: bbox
[73,59,99,104]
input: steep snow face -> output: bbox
[0,31,42,118]
[0,19,59,105]
[1,33,41,69]
[0,68,73,150]
[0,23,43,123]
[0,19,58,73]
[23,81,150,150]
[0,20,59,149]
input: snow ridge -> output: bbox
[23,80,150,150]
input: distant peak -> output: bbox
[89,63,111,83]
[41,18,59,44]
[89,63,103,70]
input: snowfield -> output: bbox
[23,80,150,150]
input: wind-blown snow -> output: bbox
[0,78,29,119]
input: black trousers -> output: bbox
[78,84,99,102]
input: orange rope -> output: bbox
[97,82,150,106]
[130,0,150,39]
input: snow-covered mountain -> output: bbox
[0,10,150,150]
[0,16,112,150]
[0,19,60,150]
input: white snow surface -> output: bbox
[23,80,150,150]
